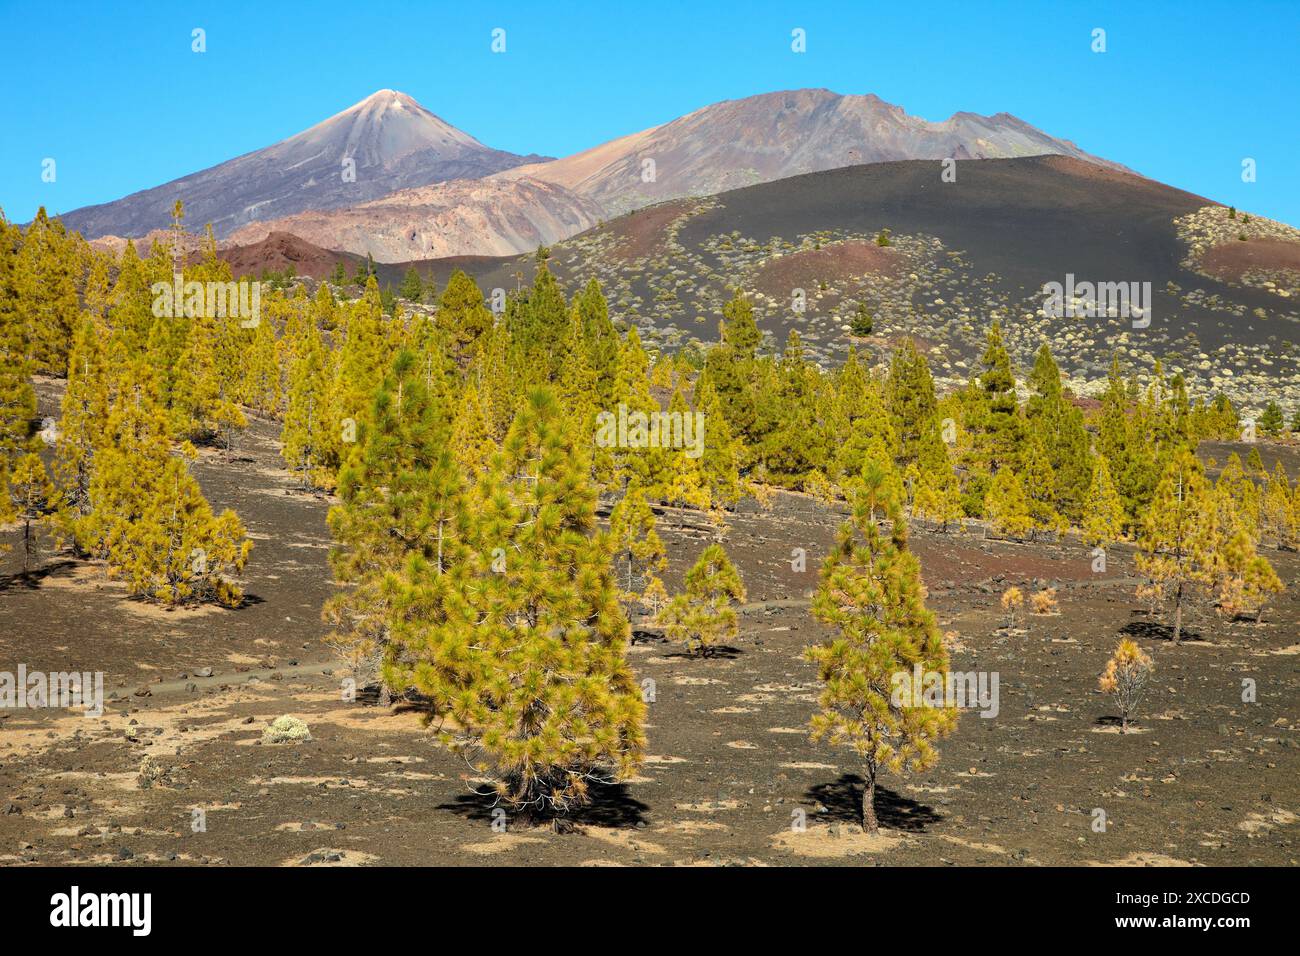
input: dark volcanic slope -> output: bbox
[439,156,1300,411]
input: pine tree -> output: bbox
[835,371,898,484]
[610,326,666,491]
[1258,401,1284,437]
[754,330,829,486]
[1081,454,1125,547]
[1259,462,1296,549]
[406,388,645,818]
[0,214,36,464]
[437,270,494,354]
[7,452,54,570]
[806,459,957,833]
[850,302,874,336]
[471,321,518,441]
[1099,639,1154,733]
[325,349,449,694]
[118,447,253,606]
[1135,450,1218,644]
[911,425,964,532]
[555,302,600,461]
[660,386,709,508]
[657,543,746,657]
[885,338,938,471]
[1025,343,1091,521]
[325,278,389,479]
[701,291,761,451]
[508,264,568,381]
[399,267,424,302]
[14,208,83,374]
[448,378,496,477]
[1214,453,1260,542]
[608,483,666,605]
[970,320,1023,475]
[576,278,620,407]
[985,467,1033,540]
[1021,429,1066,538]
[240,316,281,414]
[695,377,742,507]
[280,304,331,488]
[81,363,252,606]
[1215,525,1284,623]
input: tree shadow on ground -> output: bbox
[1120,619,1204,643]
[0,559,77,592]
[119,590,266,612]
[438,781,650,830]
[806,773,942,833]
[659,645,743,660]
[1094,714,1124,727]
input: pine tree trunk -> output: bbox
[862,766,879,834]
[1173,581,1183,645]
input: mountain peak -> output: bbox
[59,90,538,239]
[351,88,421,112]
[503,87,1127,217]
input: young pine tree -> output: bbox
[1081,453,1126,548]
[1135,450,1218,644]
[280,306,332,489]
[1099,638,1154,733]
[806,460,957,833]
[7,452,55,571]
[657,542,747,657]
[985,468,1033,540]
[608,483,667,608]
[121,447,253,606]
[1259,462,1296,549]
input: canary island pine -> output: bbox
[806,460,957,833]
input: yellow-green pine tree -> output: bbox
[657,542,746,657]
[1135,450,1218,644]
[1081,453,1125,547]
[985,467,1033,540]
[806,459,957,833]
[431,388,645,817]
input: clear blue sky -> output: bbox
[2,0,1297,225]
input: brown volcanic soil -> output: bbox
[218,232,360,281]
[1201,238,1300,283]
[750,240,901,299]
[604,199,701,261]
[1,384,1297,867]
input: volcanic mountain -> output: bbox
[222,88,1130,261]
[497,88,1132,217]
[58,90,546,240]
[404,155,1300,416]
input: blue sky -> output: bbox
[2,0,1297,225]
